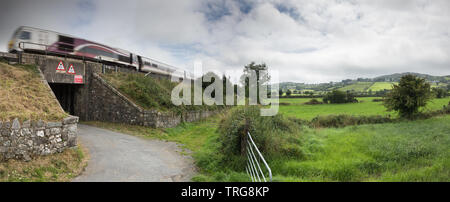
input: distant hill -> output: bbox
[373,72,448,82]
[276,72,450,94]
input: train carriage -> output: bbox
[9,26,189,80]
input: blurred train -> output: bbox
[8,26,187,79]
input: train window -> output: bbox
[117,55,130,63]
[59,35,74,44]
[152,64,158,68]
[19,31,31,40]
[58,43,74,52]
[79,47,116,58]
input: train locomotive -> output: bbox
[8,26,186,79]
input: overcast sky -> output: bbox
[0,0,449,83]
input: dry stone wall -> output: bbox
[0,116,78,162]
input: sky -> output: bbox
[0,0,449,83]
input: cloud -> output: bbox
[0,0,449,83]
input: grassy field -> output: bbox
[278,97,450,120]
[0,62,67,121]
[272,115,450,181]
[86,112,450,182]
[368,82,396,91]
[338,82,373,92]
[0,145,88,182]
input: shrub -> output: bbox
[304,99,323,105]
[309,114,393,128]
[217,106,303,158]
[383,75,432,119]
[372,98,384,102]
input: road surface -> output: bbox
[73,124,196,182]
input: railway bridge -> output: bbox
[1,52,214,128]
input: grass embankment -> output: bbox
[0,61,85,182]
[0,144,88,182]
[278,97,450,120]
[0,62,67,121]
[101,72,223,114]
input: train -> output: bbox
[8,26,187,79]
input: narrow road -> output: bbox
[73,124,196,182]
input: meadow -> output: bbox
[278,97,450,120]
[367,82,396,91]
[83,91,450,182]
[338,82,373,92]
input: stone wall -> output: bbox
[0,116,78,161]
[89,73,217,128]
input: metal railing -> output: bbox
[246,132,272,182]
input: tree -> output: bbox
[240,62,270,104]
[432,88,447,98]
[383,75,432,119]
[279,89,283,97]
[286,89,292,97]
[323,90,357,104]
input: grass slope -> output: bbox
[368,82,396,91]
[338,82,373,92]
[0,62,67,121]
[101,72,222,114]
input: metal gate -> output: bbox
[245,132,272,182]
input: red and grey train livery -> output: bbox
[8,26,186,79]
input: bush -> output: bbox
[372,98,384,102]
[304,99,323,105]
[309,114,393,128]
[217,106,303,158]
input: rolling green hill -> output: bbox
[277,72,449,94]
[338,82,373,92]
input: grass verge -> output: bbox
[0,144,88,182]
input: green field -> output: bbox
[368,82,396,91]
[85,94,450,182]
[278,97,450,120]
[87,112,450,182]
[338,82,373,92]
[272,115,450,181]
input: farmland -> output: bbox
[87,96,450,182]
[338,82,373,92]
[278,97,450,120]
[367,82,396,91]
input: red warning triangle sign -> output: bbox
[56,61,65,71]
[67,64,76,74]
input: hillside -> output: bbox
[278,72,450,94]
[0,62,67,121]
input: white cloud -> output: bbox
[0,0,449,83]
